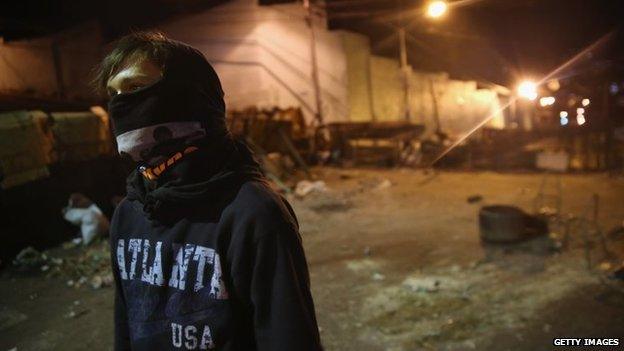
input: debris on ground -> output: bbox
[356,177,394,192]
[11,239,113,290]
[361,256,599,349]
[12,247,46,268]
[372,272,386,281]
[466,195,483,204]
[374,178,392,190]
[295,180,328,198]
[609,264,624,281]
[0,304,28,330]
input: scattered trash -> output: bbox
[599,261,612,271]
[462,340,477,349]
[537,206,558,217]
[356,177,394,193]
[403,277,443,293]
[90,275,103,289]
[13,247,45,268]
[295,180,328,198]
[339,172,355,180]
[608,264,624,281]
[375,178,392,190]
[90,274,114,290]
[65,309,89,319]
[62,193,110,245]
[372,272,386,281]
[449,265,461,273]
[363,246,372,256]
[466,195,483,204]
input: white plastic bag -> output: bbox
[63,203,110,245]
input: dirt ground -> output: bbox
[2,168,624,351]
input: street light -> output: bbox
[427,1,448,18]
[517,80,538,100]
[539,96,555,107]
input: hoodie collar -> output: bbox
[126,137,265,221]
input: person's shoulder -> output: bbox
[110,197,143,238]
[226,180,296,228]
[112,197,139,220]
[230,180,283,214]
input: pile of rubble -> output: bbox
[12,239,113,290]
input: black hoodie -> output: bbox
[110,139,323,351]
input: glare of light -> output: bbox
[582,98,590,106]
[577,114,586,125]
[610,83,619,95]
[576,107,585,114]
[427,1,448,18]
[539,96,555,106]
[517,80,538,100]
[547,79,560,91]
[559,111,568,118]
[560,117,569,126]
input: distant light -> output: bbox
[559,111,568,118]
[560,117,569,126]
[539,96,555,107]
[547,79,560,92]
[577,114,586,126]
[517,80,538,100]
[610,83,619,95]
[576,107,585,114]
[427,1,448,18]
[582,98,590,107]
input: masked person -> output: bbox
[94,31,322,351]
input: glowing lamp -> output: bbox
[518,81,537,100]
[427,1,447,18]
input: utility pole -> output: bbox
[398,28,411,121]
[303,0,324,125]
[51,40,66,99]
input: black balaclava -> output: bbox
[108,40,265,220]
[108,42,229,163]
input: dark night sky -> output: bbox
[1,0,623,85]
[326,0,624,85]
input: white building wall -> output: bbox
[369,55,505,138]
[0,0,504,134]
[160,0,350,124]
[0,22,103,100]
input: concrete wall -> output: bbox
[341,32,372,122]
[0,1,505,136]
[160,0,350,124]
[368,56,505,138]
[0,37,58,96]
[0,22,103,100]
[369,55,405,122]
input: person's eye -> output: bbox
[107,88,119,97]
[128,84,144,92]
